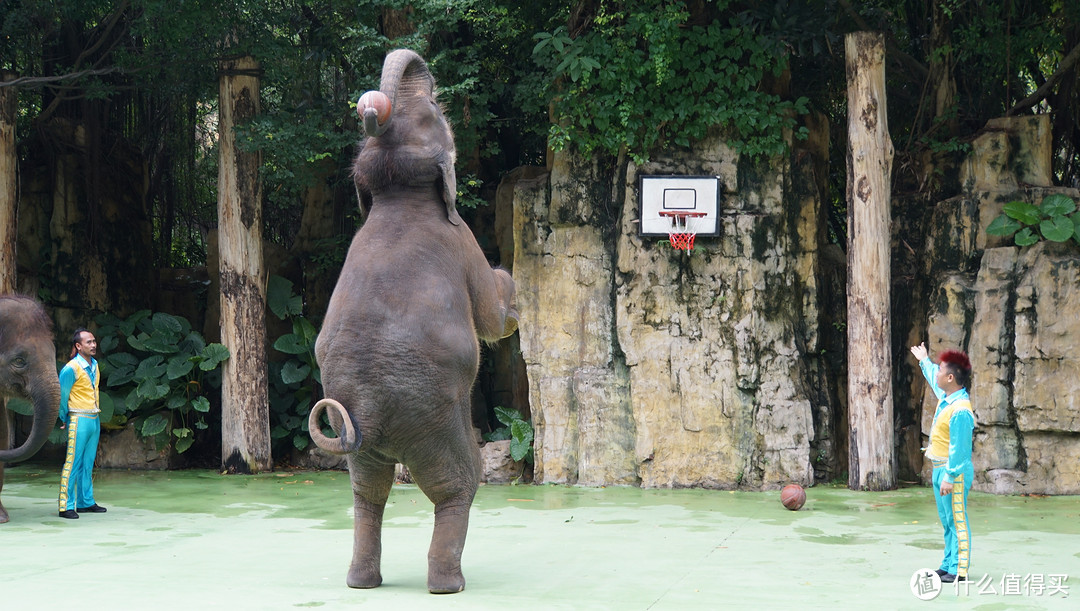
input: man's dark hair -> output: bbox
[70,327,89,359]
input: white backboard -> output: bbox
[638,175,720,237]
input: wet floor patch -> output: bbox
[2,465,1078,609]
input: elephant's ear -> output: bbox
[355,182,372,222]
[440,158,462,226]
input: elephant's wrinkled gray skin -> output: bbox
[0,295,61,524]
[309,49,517,594]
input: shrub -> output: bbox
[986,194,1080,246]
[482,406,534,464]
[266,275,322,456]
[95,311,229,452]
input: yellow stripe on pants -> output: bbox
[952,473,969,578]
[58,417,79,512]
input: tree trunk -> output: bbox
[928,3,957,134]
[1,73,17,295]
[845,32,896,491]
[1,72,17,515]
[217,55,271,473]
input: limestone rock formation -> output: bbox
[916,115,1080,494]
[511,127,837,489]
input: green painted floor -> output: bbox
[2,465,1078,610]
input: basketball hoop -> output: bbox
[659,211,706,251]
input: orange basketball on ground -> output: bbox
[781,484,806,510]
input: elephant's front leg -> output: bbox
[472,267,517,341]
[1,406,8,524]
[346,458,395,589]
[428,495,474,593]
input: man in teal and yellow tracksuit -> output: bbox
[58,328,107,519]
[910,342,974,583]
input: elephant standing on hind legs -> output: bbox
[0,295,62,523]
[308,49,518,594]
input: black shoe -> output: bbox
[940,574,967,583]
[935,569,949,577]
[58,510,79,519]
[76,504,107,513]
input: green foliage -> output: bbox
[532,1,809,163]
[482,406,534,464]
[94,311,229,452]
[986,195,1080,247]
[266,275,322,456]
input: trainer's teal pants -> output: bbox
[932,464,972,578]
[59,413,100,512]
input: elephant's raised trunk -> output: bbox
[308,398,362,454]
[361,49,434,139]
[0,376,61,463]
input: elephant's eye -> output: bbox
[12,356,27,368]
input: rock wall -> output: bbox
[914,115,1080,494]
[510,127,840,489]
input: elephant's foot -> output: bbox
[427,563,465,594]
[346,563,383,589]
[0,504,8,524]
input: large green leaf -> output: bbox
[1072,211,1080,243]
[142,333,180,354]
[510,420,534,462]
[106,352,140,369]
[191,396,211,413]
[985,214,1022,236]
[175,436,194,454]
[267,275,303,320]
[137,376,170,400]
[127,334,149,352]
[494,406,523,427]
[273,333,307,355]
[167,355,195,380]
[510,419,534,444]
[177,331,207,356]
[293,434,309,451]
[98,334,120,354]
[1014,227,1039,246]
[125,388,144,412]
[152,312,184,336]
[141,413,169,436]
[123,310,152,337]
[483,428,511,442]
[281,360,311,384]
[293,317,317,344]
[1040,216,1074,242]
[198,344,230,370]
[98,391,115,424]
[1002,200,1042,225]
[1041,194,1077,217]
[6,397,32,415]
[134,355,167,380]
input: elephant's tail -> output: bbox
[308,398,363,454]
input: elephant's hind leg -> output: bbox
[346,455,395,589]
[426,493,475,593]
[410,433,480,594]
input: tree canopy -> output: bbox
[2,0,1079,265]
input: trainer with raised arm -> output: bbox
[910,342,974,584]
